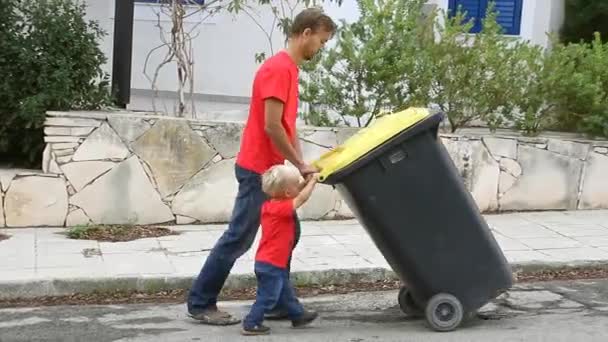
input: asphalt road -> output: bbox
[1,279,608,342]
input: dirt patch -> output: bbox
[0,280,402,309]
[0,233,9,242]
[1,268,608,309]
[515,267,608,283]
[66,225,178,242]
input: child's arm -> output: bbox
[294,174,319,209]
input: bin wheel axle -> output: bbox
[425,293,464,332]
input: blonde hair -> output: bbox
[262,164,301,197]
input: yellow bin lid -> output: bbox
[313,107,430,182]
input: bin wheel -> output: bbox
[425,293,464,332]
[397,287,423,317]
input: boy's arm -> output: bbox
[294,175,318,209]
[294,133,303,162]
[265,99,317,176]
[265,98,303,169]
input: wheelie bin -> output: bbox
[312,107,513,332]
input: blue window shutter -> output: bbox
[448,0,523,35]
[493,0,523,35]
[448,0,485,33]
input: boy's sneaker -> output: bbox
[292,310,318,328]
[241,324,271,336]
[264,308,289,320]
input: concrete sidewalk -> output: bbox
[2,210,608,299]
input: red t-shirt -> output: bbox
[236,51,299,174]
[255,199,297,268]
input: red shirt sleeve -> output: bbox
[258,66,290,104]
[266,199,295,218]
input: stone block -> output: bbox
[69,156,174,225]
[66,208,92,227]
[548,139,590,160]
[500,145,583,210]
[0,194,4,226]
[54,149,74,157]
[52,143,79,150]
[48,158,62,174]
[499,158,522,177]
[298,184,339,220]
[55,155,73,164]
[107,116,152,144]
[172,159,237,223]
[73,123,130,161]
[469,141,499,212]
[336,128,360,145]
[335,199,354,218]
[0,169,28,192]
[299,130,338,163]
[483,137,517,159]
[45,117,102,127]
[579,153,608,209]
[594,147,608,154]
[45,136,81,143]
[4,176,68,227]
[499,172,517,194]
[60,161,116,192]
[440,138,472,189]
[44,126,95,136]
[42,144,52,173]
[175,215,197,225]
[202,123,244,159]
[132,119,216,198]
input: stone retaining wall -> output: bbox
[0,110,607,227]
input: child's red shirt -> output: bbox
[255,199,298,268]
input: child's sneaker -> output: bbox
[291,310,318,328]
[241,324,271,336]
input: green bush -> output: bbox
[300,0,430,127]
[573,35,608,137]
[0,0,111,167]
[423,4,528,132]
[298,0,608,138]
[561,0,608,44]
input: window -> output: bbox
[448,0,523,35]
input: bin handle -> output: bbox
[379,146,409,171]
[313,147,345,183]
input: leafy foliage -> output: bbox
[561,0,608,44]
[0,0,111,167]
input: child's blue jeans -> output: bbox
[243,261,304,328]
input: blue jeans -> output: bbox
[187,164,301,313]
[243,261,304,328]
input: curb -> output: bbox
[1,262,608,300]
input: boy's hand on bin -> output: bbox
[305,173,320,183]
[297,163,318,177]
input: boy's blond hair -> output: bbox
[262,164,302,197]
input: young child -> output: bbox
[241,164,320,336]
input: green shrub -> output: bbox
[299,0,430,127]
[424,4,527,132]
[573,35,608,137]
[0,0,111,167]
[520,34,608,137]
[561,0,608,44]
[298,1,608,138]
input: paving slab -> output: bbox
[1,210,608,299]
